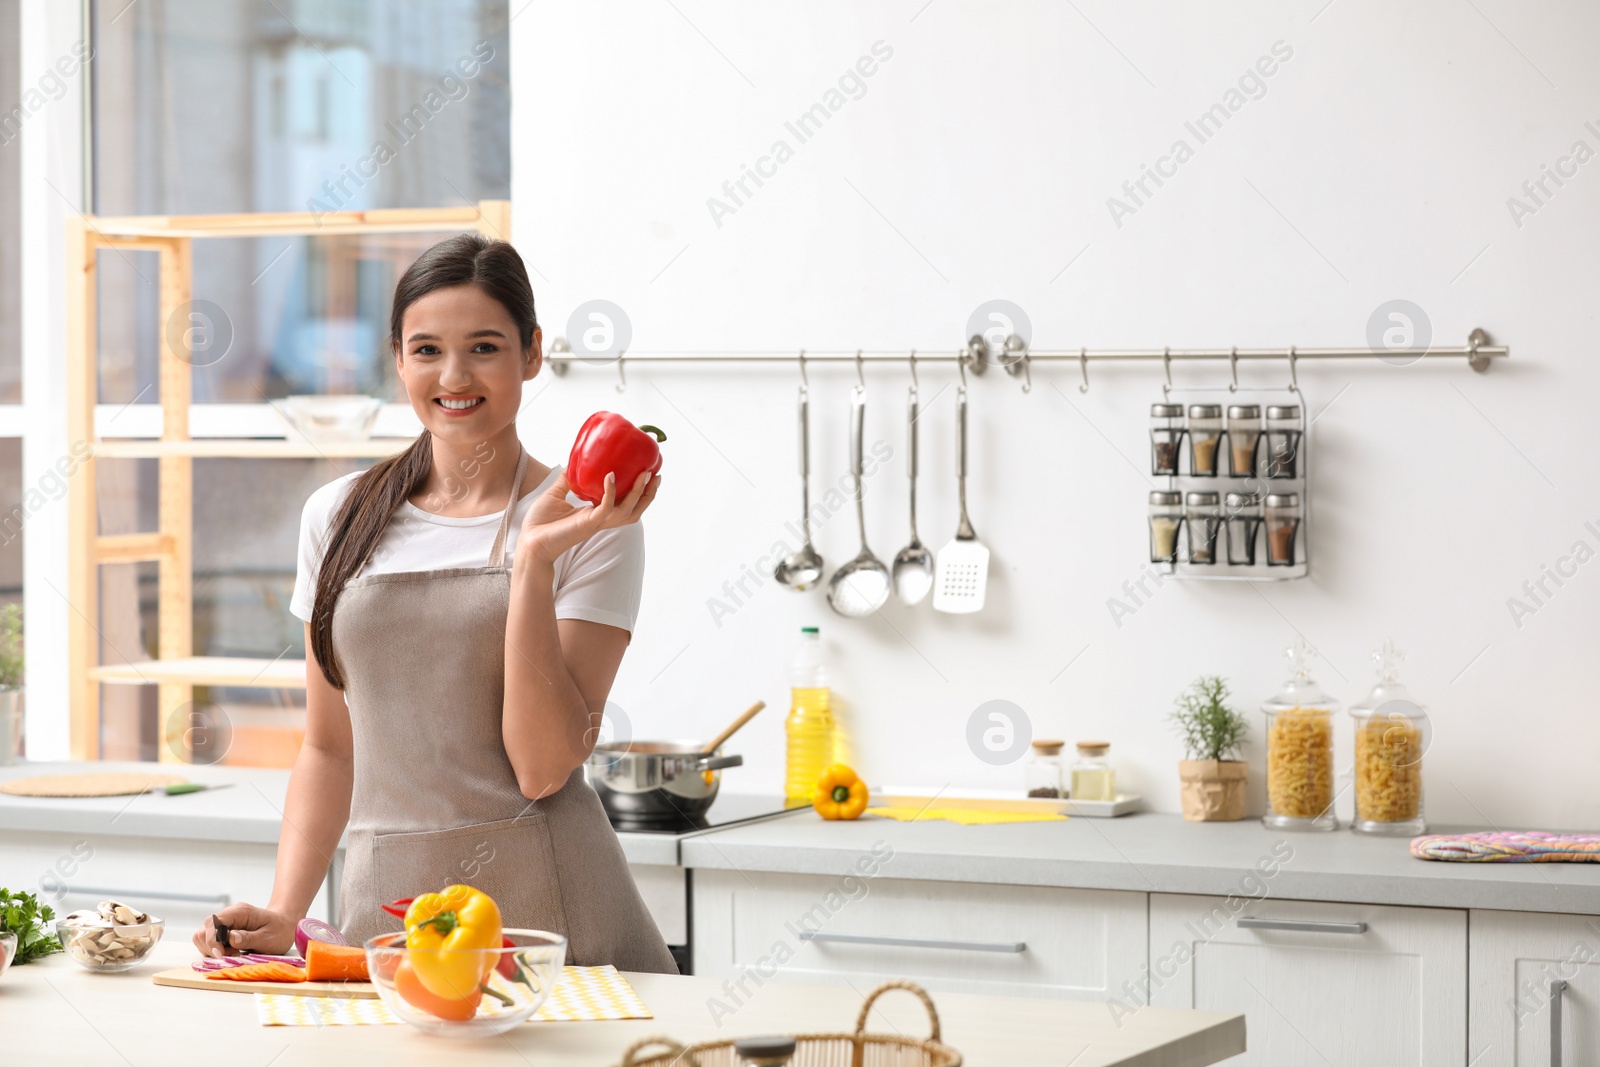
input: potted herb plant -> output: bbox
[0,604,21,764]
[1170,675,1249,822]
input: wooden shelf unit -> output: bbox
[66,201,511,762]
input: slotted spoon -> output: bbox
[932,383,989,613]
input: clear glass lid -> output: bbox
[1261,636,1338,714]
[1349,638,1429,722]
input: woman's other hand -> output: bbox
[516,469,658,568]
[192,903,298,958]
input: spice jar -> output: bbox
[1261,638,1338,831]
[1150,403,1186,475]
[1184,491,1222,564]
[1186,404,1222,477]
[1025,739,1065,799]
[1070,742,1116,802]
[1225,491,1262,565]
[1264,493,1301,566]
[1149,491,1182,564]
[1348,639,1429,836]
[1226,404,1262,477]
[1264,405,1302,479]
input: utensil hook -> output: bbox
[1227,346,1239,393]
[907,349,918,397]
[854,349,866,393]
[1161,347,1173,397]
[1287,345,1299,393]
[1001,334,1031,393]
[957,347,968,391]
[615,351,627,393]
[797,349,808,400]
[1077,348,1090,394]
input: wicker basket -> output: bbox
[615,980,963,1067]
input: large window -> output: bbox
[88,0,510,762]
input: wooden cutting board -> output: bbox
[152,966,377,999]
[1,772,186,797]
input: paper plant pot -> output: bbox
[1178,759,1247,822]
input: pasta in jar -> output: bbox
[1266,707,1333,820]
[1354,715,1422,823]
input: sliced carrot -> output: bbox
[304,938,370,982]
[206,961,307,982]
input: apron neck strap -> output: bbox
[488,447,529,569]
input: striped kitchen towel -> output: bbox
[1411,831,1600,862]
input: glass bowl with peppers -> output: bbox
[366,885,566,1036]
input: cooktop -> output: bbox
[606,792,809,835]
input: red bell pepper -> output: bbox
[566,412,666,505]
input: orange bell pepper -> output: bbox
[812,764,869,820]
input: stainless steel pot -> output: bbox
[586,740,744,825]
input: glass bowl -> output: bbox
[270,395,383,442]
[56,916,164,972]
[365,929,567,1037]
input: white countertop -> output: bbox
[680,808,1600,914]
[1,939,1245,1067]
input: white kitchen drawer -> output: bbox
[0,828,335,933]
[629,863,687,945]
[1150,893,1466,1066]
[1471,909,1600,1065]
[692,868,1147,1000]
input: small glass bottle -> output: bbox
[1264,405,1302,479]
[1187,405,1223,477]
[1185,491,1222,564]
[1071,742,1116,801]
[1264,493,1301,566]
[1349,639,1429,836]
[1025,740,1065,798]
[1225,491,1263,565]
[1261,638,1338,831]
[1150,403,1186,476]
[1149,491,1182,565]
[1226,404,1262,477]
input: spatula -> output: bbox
[933,383,989,613]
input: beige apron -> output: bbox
[332,449,677,973]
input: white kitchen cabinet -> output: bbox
[1471,909,1600,1066]
[0,829,336,933]
[692,868,1147,1000]
[1149,893,1466,1066]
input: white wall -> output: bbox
[512,1,1600,828]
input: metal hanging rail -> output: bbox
[544,328,1507,385]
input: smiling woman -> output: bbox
[191,234,675,973]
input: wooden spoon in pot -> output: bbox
[701,701,766,756]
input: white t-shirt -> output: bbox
[289,463,644,635]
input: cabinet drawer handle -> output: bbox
[797,931,1026,953]
[1236,917,1367,935]
[1550,979,1567,1067]
[61,884,232,906]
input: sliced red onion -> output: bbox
[294,917,349,957]
[190,953,306,971]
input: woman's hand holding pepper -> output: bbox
[515,468,658,570]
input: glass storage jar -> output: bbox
[1149,491,1182,564]
[1264,404,1302,479]
[1348,639,1429,835]
[1070,742,1116,802]
[1226,404,1262,477]
[1225,491,1263,565]
[1262,638,1338,831]
[1264,492,1301,566]
[1185,491,1222,564]
[1150,403,1186,475]
[1025,739,1065,798]
[1186,404,1223,477]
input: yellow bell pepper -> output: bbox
[812,764,869,820]
[403,884,503,1001]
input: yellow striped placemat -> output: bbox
[869,805,1068,825]
[255,964,651,1026]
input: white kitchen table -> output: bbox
[2,939,1244,1066]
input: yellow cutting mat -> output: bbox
[869,805,1068,825]
[255,965,651,1026]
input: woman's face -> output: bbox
[395,283,541,445]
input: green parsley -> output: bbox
[1,888,62,964]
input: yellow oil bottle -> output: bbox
[784,626,834,802]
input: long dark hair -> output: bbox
[309,233,538,688]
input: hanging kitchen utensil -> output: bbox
[700,700,766,756]
[775,359,825,591]
[933,375,989,614]
[828,377,892,617]
[892,353,934,605]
